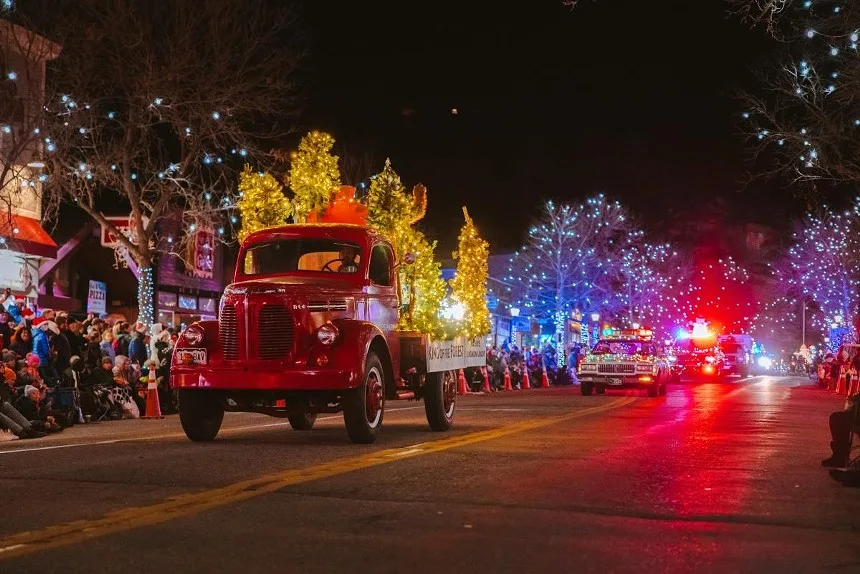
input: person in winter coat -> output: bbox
[128,323,148,366]
[33,320,60,369]
[9,326,31,358]
[52,316,72,373]
[100,330,116,363]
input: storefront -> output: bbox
[1,212,57,310]
[154,213,224,331]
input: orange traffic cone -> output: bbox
[481,366,492,393]
[540,368,550,388]
[458,369,468,395]
[141,366,164,419]
[503,368,513,391]
[522,369,531,390]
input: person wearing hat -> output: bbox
[32,319,59,381]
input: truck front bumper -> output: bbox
[171,365,359,391]
[578,374,658,388]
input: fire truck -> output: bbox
[170,224,485,444]
[668,320,725,382]
[577,328,670,397]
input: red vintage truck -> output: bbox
[170,223,485,443]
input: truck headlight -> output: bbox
[183,325,204,345]
[635,364,653,373]
[579,363,597,372]
[317,323,339,345]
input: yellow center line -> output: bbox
[0,396,635,560]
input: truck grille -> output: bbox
[597,363,635,374]
[257,304,295,360]
[220,304,239,360]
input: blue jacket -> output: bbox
[32,328,51,366]
[128,335,147,365]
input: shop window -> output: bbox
[157,291,177,309]
[178,295,197,311]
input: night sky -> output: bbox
[300,0,789,253]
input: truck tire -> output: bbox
[424,370,456,431]
[287,413,317,430]
[178,389,224,442]
[647,384,659,398]
[343,351,385,444]
[581,382,593,396]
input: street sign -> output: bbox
[87,280,107,315]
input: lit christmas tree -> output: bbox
[398,228,446,337]
[365,159,442,335]
[450,207,491,339]
[236,166,291,244]
[288,131,340,223]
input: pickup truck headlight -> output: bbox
[635,363,654,373]
[579,363,597,372]
[183,325,204,346]
[317,323,339,345]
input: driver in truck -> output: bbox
[338,245,359,273]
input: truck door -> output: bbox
[366,243,400,375]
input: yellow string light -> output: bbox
[288,130,340,223]
[236,165,291,244]
[450,207,491,338]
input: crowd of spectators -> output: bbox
[0,288,177,441]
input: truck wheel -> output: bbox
[581,382,593,396]
[287,413,317,430]
[343,351,385,444]
[178,389,224,442]
[647,384,659,398]
[424,370,456,431]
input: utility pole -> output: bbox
[802,299,806,347]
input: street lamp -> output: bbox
[590,312,600,322]
[510,307,520,318]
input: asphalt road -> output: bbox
[2,375,859,573]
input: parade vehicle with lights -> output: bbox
[577,328,670,397]
[170,223,485,444]
[717,334,753,377]
[668,321,725,381]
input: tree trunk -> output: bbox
[136,251,155,330]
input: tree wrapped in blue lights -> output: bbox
[731,0,860,184]
[756,202,860,348]
[616,239,693,330]
[22,0,302,327]
[505,196,684,341]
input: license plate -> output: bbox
[608,378,622,385]
[179,349,207,365]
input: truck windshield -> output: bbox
[242,238,362,276]
[590,340,651,356]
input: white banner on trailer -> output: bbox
[426,336,486,373]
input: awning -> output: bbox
[0,211,58,258]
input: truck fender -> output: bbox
[330,319,393,393]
